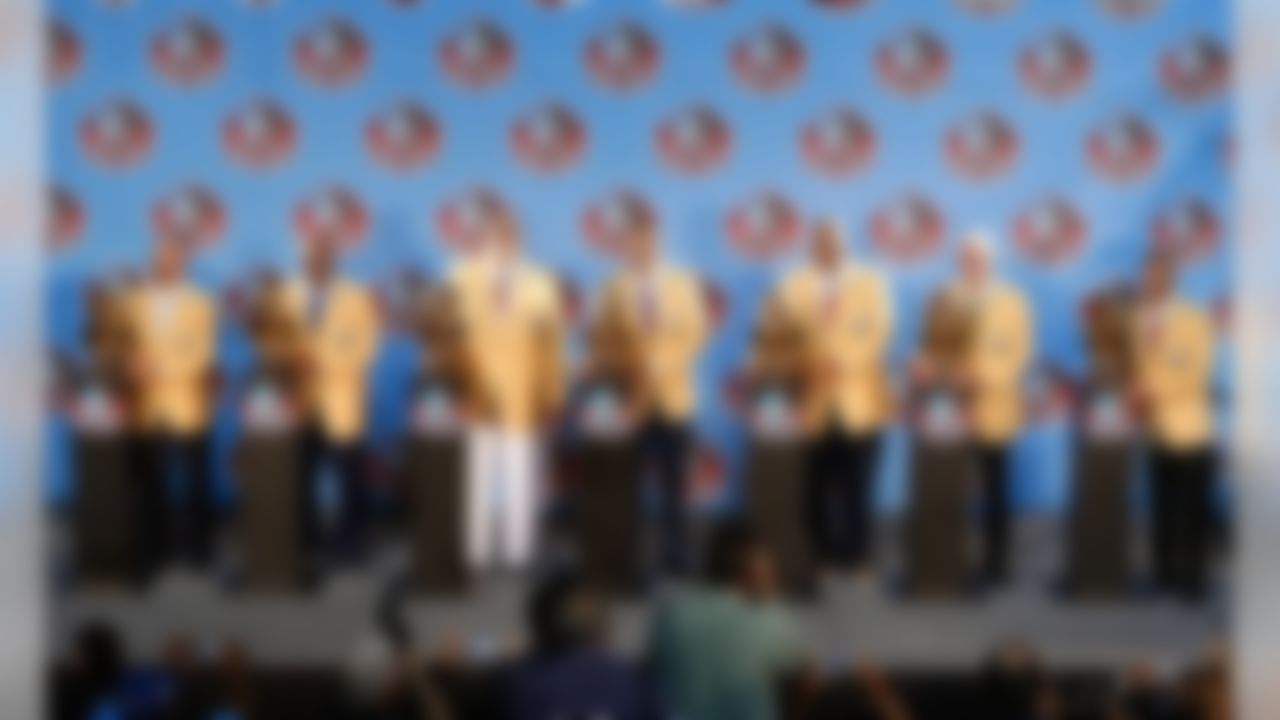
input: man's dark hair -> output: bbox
[703,519,761,587]
[526,571,604,657]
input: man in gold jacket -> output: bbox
[930,232,1034,585]
[127,236,218,567]
[285,234,382,559]
[771,218,894,577]
[596,219,710,575]
[1132,250,1216,599]
[450,212,565,572]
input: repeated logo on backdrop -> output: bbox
[152,184,226,249]
[222,100,296,170]
[582,189,655,258]
[151,16,224,87]
[875,27,949,96]
[585,21,660,91]
[79,99,152,168]
[1019,31,1092,99]
[50,0,1230,503]
[439,19,514,90]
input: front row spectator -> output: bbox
[505,572,664,720]
[648,520,808,720]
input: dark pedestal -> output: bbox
[405,437,468,594]
[572,440,641,595]
[1066,439,1136,599]
[238,434,303,592]
[74,435,143,587]
[904,439,976,599]
[745,439,815,598]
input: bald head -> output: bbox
[810,218,846,271]
[151,237,189,284]
[626,221,659,271]
[302,233,340,284]
[1141,248,1177,301]
[958,229,994,287]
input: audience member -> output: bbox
[504,571,663,720]
[976,641,1057,720]
[649,520,808,720]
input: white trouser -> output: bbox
[465,424,540,571]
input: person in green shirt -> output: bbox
[648,521,809,720]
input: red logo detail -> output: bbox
[222,99,296,169]
[435,187,511,255]
[869,194,947,262]
[581,189,655,258]
[151,184,227,249]
[1086,114,1159,182]
[293,186,369,248]
[800,106,875,177]
[48,20,81,85]
[439,19,514,90]
[666,0,729,9]
[150,16,224,87]
[1011,196,1087,265]
[1152,198,1220,264]
[730,24,805,93]
[944,111,1019,180]
[1097,0,1162,20]
[655,105,732,175]
[49,187,84,251]
[1160,36,1229,103]
[510,103,587,173]
[79,99,153,168]
[954,0,1018,15]
[809,0,874,11]
[585,21,660,91]
[1019,30,1091,99]
[293,17,367,88]
[725,192,802,260]
[875,27,949,96]
[365,102,442,171]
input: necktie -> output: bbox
[493,266,512,314]
[307,284,327,329]
[821,277,839,321]
[639,276,658,331]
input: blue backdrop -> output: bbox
[46,0,1231,514]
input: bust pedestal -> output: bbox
[743,383,814,597]
[404,375,468,594]
[72,382,145,587]
[570,378,642,595]
[1066,383,1137,599]
[236,376,304,592]
[904,385,976,598]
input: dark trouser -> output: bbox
[638,417,692,576]
[974,442,1011,582]
[131,430,214,568]
[806,425,881,570]
[298,424,368,556]
[1149,444,1214,598]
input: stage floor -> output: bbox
[49,517,1227,672]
